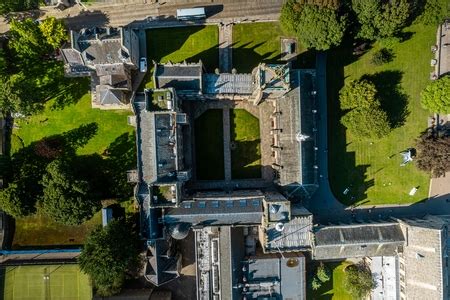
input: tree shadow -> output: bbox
[327,39,372,206]
[63,10,110,30]
[361,71,409,128]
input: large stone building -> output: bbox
[61,27,139,109]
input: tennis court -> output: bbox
[0,265,92,300]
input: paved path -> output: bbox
[218,23,232,72]
[223,108,232,181]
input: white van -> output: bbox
[140,57,147,73]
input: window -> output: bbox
[226,201,233,208]
[198,201,206,208]
[240,200,247,207]
[183,202,192,209]
[252,200,260,207]
[211,201,219,208]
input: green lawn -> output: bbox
[143,25,219,89]
[12,212,101,248]
[0,265,92,300]
[12,94,133,156]
[195,109,225,180]
[328,23,435,206]
[309,262,352,300]
[230,109,261,179]
[233,22,312,73]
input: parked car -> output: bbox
[140,57,147,73]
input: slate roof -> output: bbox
[163,198,263,226]
[96,87,126,106]
[203,73,253,94]
[313,223,405,260]
[144,239,179,286]
[154,64,202,92]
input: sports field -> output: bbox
[0,265,92,300]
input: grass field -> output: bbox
[230,109,261,179]
[12,94,133,156]
[232,22,312,73]
[12,212,101,248]
[143,25,219,89]
[327,23,435,206]
[308,262,352,300]
[195,109,225,180]
[0,265,92,300]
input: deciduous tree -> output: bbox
[344,263,375,299]
[339,79,378,110]
[416,133,450,177]
[341,106,391,139]
[40,158,99,225]
[0,182,35,217]
[420,76,450,113]
[0,0,39,14]
[39,17,67,50]
[78,220,139,296]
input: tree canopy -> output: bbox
[339,79,392,139]
[78,220,139,296]
[415,133,450,178]
[420,76,450,113]
[40,158,99,225]
[352,0,410,40]
[280,2,347,50]
[39,17,67,51]
[0,0,39,14]
[0,182,35,218]
[344,263,375,299]
[417,0,449,25]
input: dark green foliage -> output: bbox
[420,76,450,113]
[344,263,375,298]
[9,18,49,62]
[78,220,139,296]
[280,2,346,50]
[0,0,39,14]
[416,133,450,177]
[0,182,35,217]
[417,0,449,25]
[339,79,392,139]
[371,48,394,65]
[352,0,410,40]
[40,158,100,225]
[317,263,331,283]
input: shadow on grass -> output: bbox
[327,39,372,206]
[361,71,409,128]
[230,140,261,179]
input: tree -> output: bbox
[417,0,449,25]
[352,0,410,40]
[0,0,39,14]
[420,76,450,113]
[297,5,346,50]
[39,17,67,50]
[316,263,331,283]
[415,133,450,177]
[339,79,378,110]
[344,263,375,299]
[311,276,322,290]
[280,2,346,50]
[341,106,391,139]
[78,220,139,296]
[40,158,99,225]
[371,48,393,65]
[9,19,49,62]
[0,182,35,217]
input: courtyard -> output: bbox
[143,25,219,89]
[308,262,352,300]
[327,23,436,206]
[230,109,261,179]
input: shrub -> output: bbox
[317,263,331,283]
[311,276,322,290]
[344,263,375,299]
[371,48,394,65]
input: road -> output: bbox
[0,0,283,33]
[306,52,450,224]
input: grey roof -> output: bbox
[313,223,405,260]
[242,254,306,300]
[265,214,313,252]
[155,64,202,92]
[144,239,179,286]
[204,73,253,94]
[97,87,126,106]
[163,198,263,226]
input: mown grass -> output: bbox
[328,23,436,206]
[232,22,312,73]
[308,262,352,300]
[0,265,92,300]
[195,109,225,180]
[230,109,261,179]
[142,25,219,89]
[12,94,133,156]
